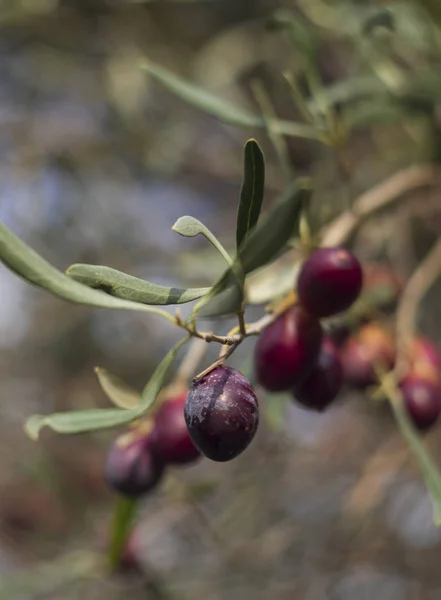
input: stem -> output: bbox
[394,237,441,378]
[321,165,438,247]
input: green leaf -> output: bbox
[197,180,310,318]
[0,222,174,321]
[143,61,264,128]
[236,139,265,249]
[66,264,209,305]
[95,367,141,409]
[25,338,188,439]
[172,216,232,266]
[389,385,441,525]
[239,180,311,274]
[142,61,322,141]
[25,408,138,440]
[196,261,245,318]
[108,497,138,571]
[139,337,189,410]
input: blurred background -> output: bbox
[1,0,441,598]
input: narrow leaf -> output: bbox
[66,264,209,305]
[108,497,138,570]
[196,181,311,318]
[139,337,188,410]
[142,62,322,140]
[143,61,264,128]
[95,367,141,409]
[196,261,245,318]
[389,385,441,525]
[0,222,173,320]
[25,408,138,440]
[25,338,188,439]
[172,216,232,266]
[239,180,311,274]
[236,139,265,249]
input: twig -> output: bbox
[321,165,438,247]
[195,343,240,380]
[394,237,441,378]
[175,312,275,346]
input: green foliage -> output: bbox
[196,181,310,317]
[236,139,265,249]
[389,385,441,525]
[172,216,233,265]
[143,61,263,128]
[25,338,188,439]
[108,497,138,570]
[66,264,209,305]
[0,222,173,320]
[95,367,141,409]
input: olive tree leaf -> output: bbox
[195,260,245,318]
[25,338,188,440]
[142,61,322,140]
[239,179,311,274]
[196,181,311,318]
[142,61,264,128]
[389,383,441,525]
[236,139,265,249]
[172,216,232,266]
[108,497,138,571]
[95,368,141,410]
[0,222,174,321]
[66,264,209,305]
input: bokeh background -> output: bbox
[1,0,441,598]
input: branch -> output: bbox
[394,237,441,377]
[321,165,438,247]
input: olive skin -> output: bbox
[184,365,259,462]
[293,337,343,412]
[340,323,396,389]
[297,247,363,318]
[400,375,441,431]
[104,432,164,498]
[254,306,323,392]
[151,393,201,465]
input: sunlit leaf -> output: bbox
[108,497,138,571]
[172,216,232,265]
[95,368,141,410]
[66,264,209,306]
[0,222,173,320]
[236,139,265,249]
[25,338,188,439]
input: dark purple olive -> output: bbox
[297,247,363,318]
[151,393,201,465]
[293,337,343,411]
[254,305,323,392]
[104,430,164,498]
[184,365,258,462]
[400,375,441,431]
[340,323,396,389]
